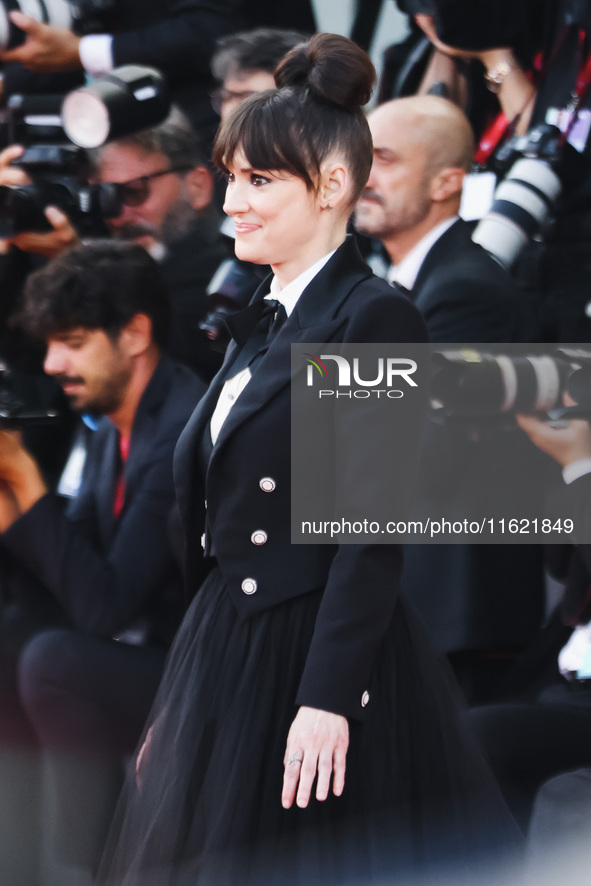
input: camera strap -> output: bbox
[474,112,512,165]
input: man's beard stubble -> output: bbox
[112,199,199,250]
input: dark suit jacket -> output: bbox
[1,356,205,646]
[159,209,228,383]
[173,236,428,720]
[109,0,316,132]
[402,218,545,654]
[411,217,529,343]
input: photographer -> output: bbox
[409,0,591,341]
[0,239,205,885]
[0,108,229,382]
[0,0,317,140]
[470,403,591,829]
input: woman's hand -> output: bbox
[282,706,349,809]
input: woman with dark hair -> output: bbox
[99,33,518,886]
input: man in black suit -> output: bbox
[355,95,544,700]
[355,94,527,341]
[0,240,205,885]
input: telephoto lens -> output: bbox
[0,0,72,51]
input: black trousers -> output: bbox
[17,629,167,882]
[470,682,591,830]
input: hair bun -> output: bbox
[275,33,375,111]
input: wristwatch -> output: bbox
[484,58,519,93]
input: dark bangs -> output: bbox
[213,88,373,201]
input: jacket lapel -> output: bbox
[174,235,372,520]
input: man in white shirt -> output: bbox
[355,94,542,697]
[355,94,528,343]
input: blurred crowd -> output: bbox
[0,0,589,884]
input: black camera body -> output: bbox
[0,142,119,238]
[492,122,563,176]
[0,66,169,237]
[68,0,115,35]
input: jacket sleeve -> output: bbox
[1,431,180,638]
[295,286,429,720]
[112,0,239,80]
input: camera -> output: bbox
[0,65,170,237]
[0,100,117,237]
[472,123,563,269]
[0,0,114,51]
[430,346,591,418]
[0,363,60,428]
[396,0,529,53]
[200,257,268,352]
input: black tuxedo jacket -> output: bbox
[411,218,529,343]
[2,356,205,646]
[174,236,428,720]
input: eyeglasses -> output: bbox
[210,87,257,115]
[111,166,193,207]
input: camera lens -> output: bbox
[0,0,72,51]
[472,158,562,269]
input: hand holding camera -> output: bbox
[0,10,81,72]
[0,143,79,257]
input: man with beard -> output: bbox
[355,95,544,702]
[355,94,526,341]
[93,109,228,382]
[0,240,205,885]
[0,109,228,384]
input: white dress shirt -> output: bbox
[210,249,336,444]
[387,217,458,291]
[79,35,114,76]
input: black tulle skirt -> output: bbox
[98,568,521,886]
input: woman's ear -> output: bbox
[319,159,350,211]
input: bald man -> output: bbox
[355,95,528,342]
[356,97,543,696]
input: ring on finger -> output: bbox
[287,752,303,766]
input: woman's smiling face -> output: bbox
[222,148,326,286]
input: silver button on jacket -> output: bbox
[241,578,257,595]
[251,530,268,546]
[259,477,276,493]
[361,691,370,708]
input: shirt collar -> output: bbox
[387,216,458,291]
[265,249,337,317]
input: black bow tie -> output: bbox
[224,298,288,375]
[225,298,286,347]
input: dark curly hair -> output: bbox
[17,240,170,347]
